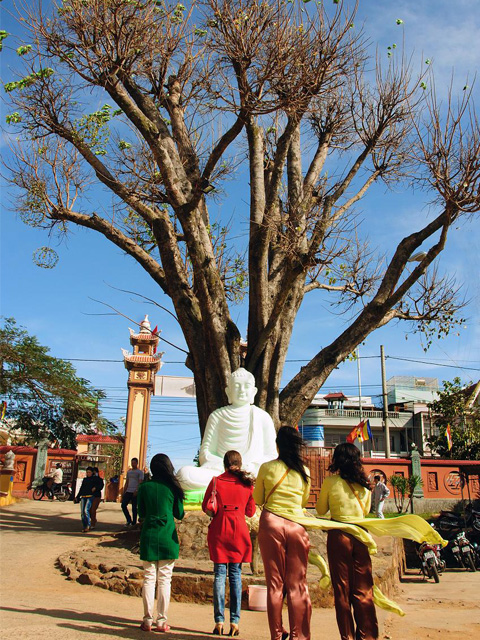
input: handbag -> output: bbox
[204,476,218,517]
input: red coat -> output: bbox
[202,471,256,563]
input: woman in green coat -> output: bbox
[137,453,185,632]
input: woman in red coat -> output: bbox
[202,450,256,637]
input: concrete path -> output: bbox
[1,499,479,639]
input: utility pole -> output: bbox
[380,345,391,458]
[357,347,364,456]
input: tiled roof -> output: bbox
[123,354,162,363]
[0,446,77,455]
[76,434,124,444]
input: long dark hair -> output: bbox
[328,443,371,490]
[150,453,185,501]
[276,426,308,483]
[223,450,254,487]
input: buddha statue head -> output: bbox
[225,368,257,408]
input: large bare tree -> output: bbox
[3,0,479,434]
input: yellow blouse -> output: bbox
[253,459,311,517]
[316,474,371,523]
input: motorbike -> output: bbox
[32,476,72,502]
[436,502,480,535]
[450,531,477,572]
[416,541,444,583]
[471,539,480,569]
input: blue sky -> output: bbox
[1,1,479,469]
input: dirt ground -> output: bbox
[1,500,479,640]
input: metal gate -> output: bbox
[304,447,333,508]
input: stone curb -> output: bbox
[57,526,404,608]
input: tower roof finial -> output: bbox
[139,315,151,334]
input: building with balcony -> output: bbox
[386,376,440,455]
[299,391,415,457]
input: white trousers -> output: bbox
[375,500,385,519]
[142,559,175,626]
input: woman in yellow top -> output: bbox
[253,426,312,640]
[316,443,378,640]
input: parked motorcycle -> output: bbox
[436,502,480,535]
[416,541,444,583]
[450,531,477,572]
[471,539,480,569]
[32,477,72,502]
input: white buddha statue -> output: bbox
[177,368,277,492]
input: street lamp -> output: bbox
[408,251,428,262]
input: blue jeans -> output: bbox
[213,562,242,624]
[80,497,93,529]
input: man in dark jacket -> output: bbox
[76,467,100,532]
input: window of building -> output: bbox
[327,399,344,411]
[324,433,348,447]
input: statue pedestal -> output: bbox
[0,466,15,507]
[184,489,207,506]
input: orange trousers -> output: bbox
[327,530,378,640]
[258,510,311,640]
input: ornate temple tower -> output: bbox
[121,316,164,485]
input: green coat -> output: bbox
[137,479,185,561]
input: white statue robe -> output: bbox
[177,404,278,491]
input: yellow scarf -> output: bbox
[284,510,447,616]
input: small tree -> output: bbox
[406,475,423,514]
[426,378,480,460]
[388,473,423,514]
[102,442,124,479]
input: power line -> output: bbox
[386,355,480,372]
[58,355,480,368]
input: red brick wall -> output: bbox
[303,447,479,505]
[0,447,77,496]
[362,458,479,501]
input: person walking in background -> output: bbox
[137,454,184,633]
[316,443,378,640]
[75,467,99,533]
[372,475,390,519]
[253,426,312,640]
[202,451,256,637]
[90,467,105,530]
[122,457,144,527]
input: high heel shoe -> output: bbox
[213,622,223,635]
[228,624,239,637]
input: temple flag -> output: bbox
[347,423,359,443]
[362,420,373,442]
[445,424,453,451]
[347,421,364,443]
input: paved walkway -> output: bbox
[1,500,479,639]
